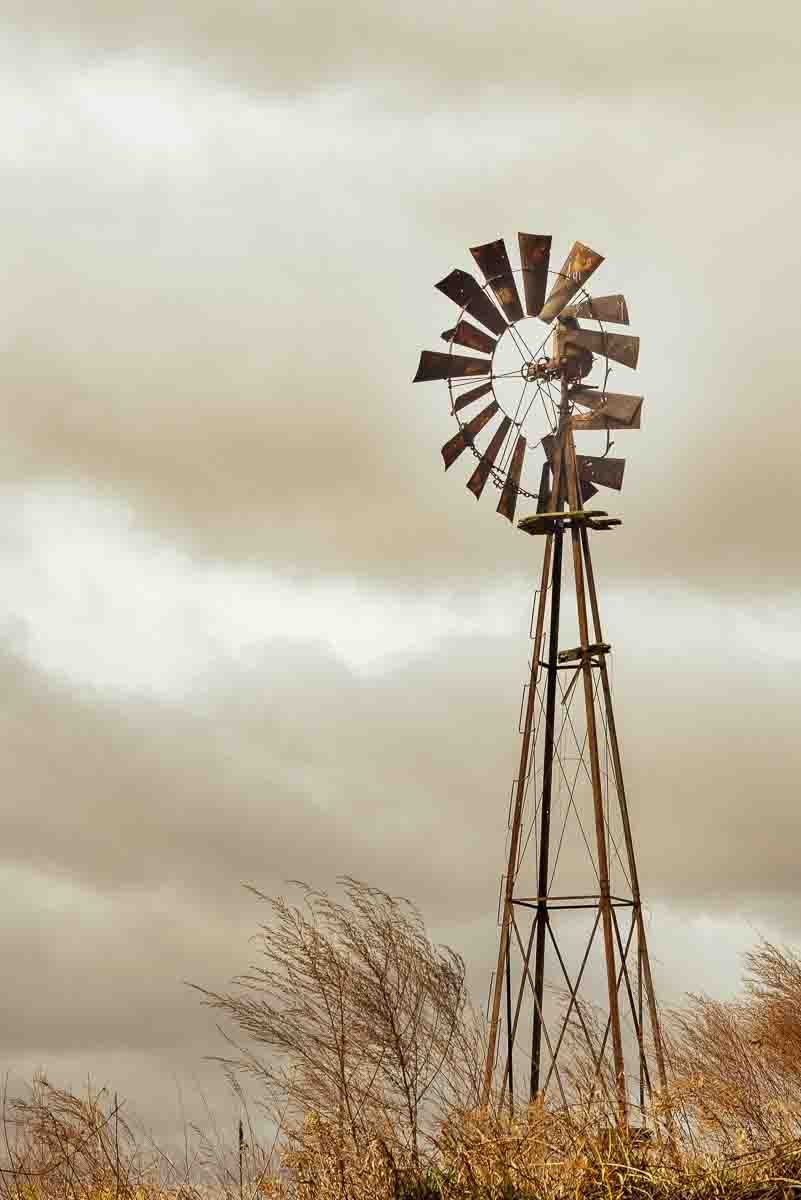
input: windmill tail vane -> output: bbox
[413,232,673,1138]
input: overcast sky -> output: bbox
[2,0,800,1148]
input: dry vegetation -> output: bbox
[6,881,801,1199]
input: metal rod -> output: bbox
[542,910,610,1105]
[506,930,514,1115]
[513,913,569,1111]
[530,468,565,1100]
[579,522,671,1105]
[499,913,537,1105]
[482,448,564,1106]
[563,423,627,1125]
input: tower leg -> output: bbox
[564,432,627,1125]
[579,522,672,1114]
[530,525,564,1100]
[482,451,564,1108]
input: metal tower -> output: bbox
[412,232,669,1125]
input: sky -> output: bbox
[2,0,801,1148]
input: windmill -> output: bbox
[413,234,668,1128]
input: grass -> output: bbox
[7,900,801,1200]
[5,1076,801,1200]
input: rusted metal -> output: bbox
[505,932,514,1115]
[424,230,666,1136]
[579,523,674,1136]
[563,328,640,370]
[483,447,563,1108]
[441,320,497,355]
[576,454,626,491]
[519,508,610,535]
[531,517,564,1099]
[441,400,499,468]
[564,429,627,1125]
[518,233,552,317]
[562,294,629,325]
[467,416,512,499]
[542,912,612,1106]
[536,460,551,513]
[539,242,604,323]
[571,388,643,425]
[557,642,611,663]
[571,396,642,431]
[453,380,493,412]
[470,238,524,323]
[413,350,491,382]
[497,435,527,522]
[541,433,557,461]
[435,268,507,336]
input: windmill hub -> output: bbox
[520,350,593,385]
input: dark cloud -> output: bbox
[4,0,800,110]
[2,606,800,1031]
[0,0,800,1146]
[0,74,799,593]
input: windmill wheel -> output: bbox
[413,234,644,523]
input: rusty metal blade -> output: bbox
[571,386,640,413]
[435,268,507,336]
[572,409,641,432]
[571,392,642,430]
[452,381,493,412]
[518,233,552,318]
[541,433,557,462]
[470,238,524,323]
[441,401,499,469]
[576,454,625,491]
[563,329,639,370]
[562,294,629,325]
[497,435,526,521]
[466,416,512,499]
[541,434,598,503]
[441,320,497,355]
[539,242,604,323]
[413,350,491,382]
[536,459,551,512]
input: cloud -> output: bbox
[0,45,798,596]
[1,0,800,1142]
[5,0,801,111]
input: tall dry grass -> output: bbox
[8,881,801,1199]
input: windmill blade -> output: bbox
[576,454,625,491]
[541,434,597,503]
[562,294,629,325]
[563,329,639,370]
[441,320,497,355]
[435,268,507,336]
[470,238,524,323]
[467,416,512,499]
[573,410,642,434]
[539,242,604,323]
[413,350,491,382]
[441,400,499,469]
[536,460,550,512]
[571,393,642,430]
[518,233,552,318]
[452,380,493,413]
[497,435,527,521]
[571,387,642,414]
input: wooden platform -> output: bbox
[518,509,622,536]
